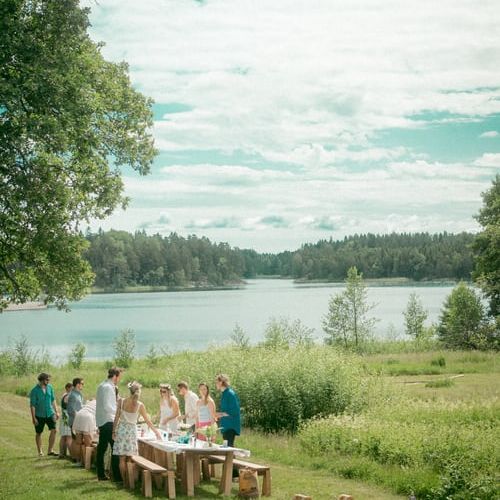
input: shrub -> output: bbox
[112,328,135,368]
[437,283,489,349]
[146,345,159,367]
[230,323,250,349]
[68,342,86,369]
[430,356,446,367]
[298,399,499,498]
[262,317,314,349]
[425,378,454,388]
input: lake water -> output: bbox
[0,279,453,361]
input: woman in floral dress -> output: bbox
[112,381,160,481]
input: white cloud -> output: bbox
[473,153,500,168]
[83,1,499,251]
[85,0,500,157]
[479,131,499,138]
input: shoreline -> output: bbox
[90,276,460,294]
[4,301,47,312]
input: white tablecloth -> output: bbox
[138,435,251,458]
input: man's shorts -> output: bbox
[34,416,56,434]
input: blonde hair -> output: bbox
[216,374,230,387]
[127,381,142,401]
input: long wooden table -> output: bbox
[138,437,250,497]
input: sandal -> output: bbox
[48,451,58,456]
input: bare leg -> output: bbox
[48,429,57,454]
[119,456,128,484]
[71,434,82,461]
[35,433,42,454]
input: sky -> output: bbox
[84,0,500,252]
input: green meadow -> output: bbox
[0,346,498,499]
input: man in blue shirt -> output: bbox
[29,372,59,456]
[215,374,241,478]
[67,377,84,429]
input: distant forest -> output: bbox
[84,230,475,290]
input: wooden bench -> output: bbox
[206,455,271,496]
[84,444,96,470]
[128,455,176,499]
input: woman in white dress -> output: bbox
[196,382,217,441]
[158,383,180,433]
[112,382,160,481]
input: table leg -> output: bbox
[184,452,195,497]
[219,451,234,496]
[193,453,201,486]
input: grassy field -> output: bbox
[0,346,497,499]
[0,391,403,499]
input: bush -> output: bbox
[438,283,490,349]
[425,378,454,388]
[230,323,250,349]
[68,343,86,369]
[112,328,135,368]
[0,335,51,377]
[298,399,499,498]
[261,317,314,349]
[430,356,446,367]
[146,345,159,367]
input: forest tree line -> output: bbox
[84,230,475,289]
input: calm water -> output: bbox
[0,279,453,361]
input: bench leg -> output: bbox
[143,469,153,498]
[164,470,176,499]
[84,447,93,470]
[262,470,271,496]
[153,472,163,491]
[201,458,210,481]
[127,462,136,490]
[209,463,216,477]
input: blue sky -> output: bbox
[84,0,500,252]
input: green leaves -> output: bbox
[323,266,378,348]
[473,174,500,317]
[0,0,157,309]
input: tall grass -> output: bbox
[298,398,500,498]
[0,345,374,434]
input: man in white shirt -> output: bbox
[177,381,199,427]
[95,367,122,481]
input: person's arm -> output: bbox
[185,394,195,421]
[101,384,116,422]
[195,400,201,427]
[139,403,161,439]
[30,389,38,425]
[50,386,59,420]
[208,399,217,424]
[30,405,38,426]
[112,398,122,440]
[171,398,180,420]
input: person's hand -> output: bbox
[216,412,228,418]
[55,412,60,420]
[154,429,161,440]
[32,417,38,426]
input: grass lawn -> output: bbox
[0,391,403,500]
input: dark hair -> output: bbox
[198,382,210,404]
[72,377,83,387]
[108,367,123,379]
[38,372,50,382]
[177,381,189,390]
[65,382,72,390]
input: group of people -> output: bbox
[29,369,241,482]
